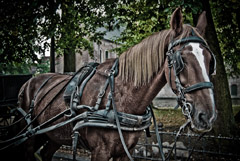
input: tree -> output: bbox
[0,1,35,62]
[200,0,237,135]
[0,0,59,73]
[114,0,204,53]
[61,1,76,72]
[210,0,240,77]
[0,0,120,73]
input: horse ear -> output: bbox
[170,8,183,34]
[196,11,207,36]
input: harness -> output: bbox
[167,33,216,115]
[1,59,164,161]
[1,32,216,161]
[68,59,164,161]
[165,32,216,160]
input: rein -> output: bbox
[0,75,72,150]
[100,59,166,161]
[165,120,206,161]
[167,35,214,114]
[1,32,215,160]
[1,59,161,161]
[165,33,216,160]
[108,62,134,161]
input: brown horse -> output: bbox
[15,8,217,161]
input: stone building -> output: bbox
[55,27,121,73]
[229,77,240,105]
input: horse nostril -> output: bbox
[198,112,209,128]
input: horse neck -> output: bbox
[115,62,167,115]
[140,63,167,108]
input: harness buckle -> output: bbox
[30,100,35,109]
[166,49,173,56]
[98,90,105,98]
[26,128,37,138]
[104,69,115,77]
[108,69,115,76]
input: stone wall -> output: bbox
[229,77,240,105]
[153,84,177,108]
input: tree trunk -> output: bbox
[192,13,199,26]
[201,0,237,136]
[62,1,76,73]
[64,48,76,73]
[50,36,55,73]
[235,9,240,32]
[234,8,240,121]
[49,0,56,73]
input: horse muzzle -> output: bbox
[191,105,218,133]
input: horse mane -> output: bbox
[119,30,171,86]
[119,24,204,86]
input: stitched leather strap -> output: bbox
[183,82,213,94]
[168,36,206,50]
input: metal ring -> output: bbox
[182,102,192,116]
[108,69,115,76]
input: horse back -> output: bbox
[18,73,71,118]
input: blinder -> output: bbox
[168,36,216,76]
[168,51,184,75]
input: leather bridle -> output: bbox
[165,34,216,161]
[166,34,216,120]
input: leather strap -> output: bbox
[168,36,206,50]
[78,67,97,102]
[149,105,166,161]
[183,82,213,94]
[108,69,134,161]
[94,78,109,110]
[94,58,119,111]
[72,131,79,161]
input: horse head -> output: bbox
[165,8,217,132]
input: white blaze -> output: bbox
[189,43,215,119]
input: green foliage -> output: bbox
[114,0,167,54]
[0,1,39,63]
[211,0,240,77]
[113,0,239,77]
[0,0,119,72]
[0,59,50,75]
[233,105,240,116]
[0,62,32,75]
[113,0,202,54]
[1,0,239,76]
[33,59,50,75]
[163,0,202,25]
[153,108,185,127]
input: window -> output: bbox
[99,50,102,63]
[105,50,109,60]
[231,84,238,96]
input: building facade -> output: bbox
[55,27,121,73]
[229,77,240,105]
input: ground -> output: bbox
[155,105,240,129]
